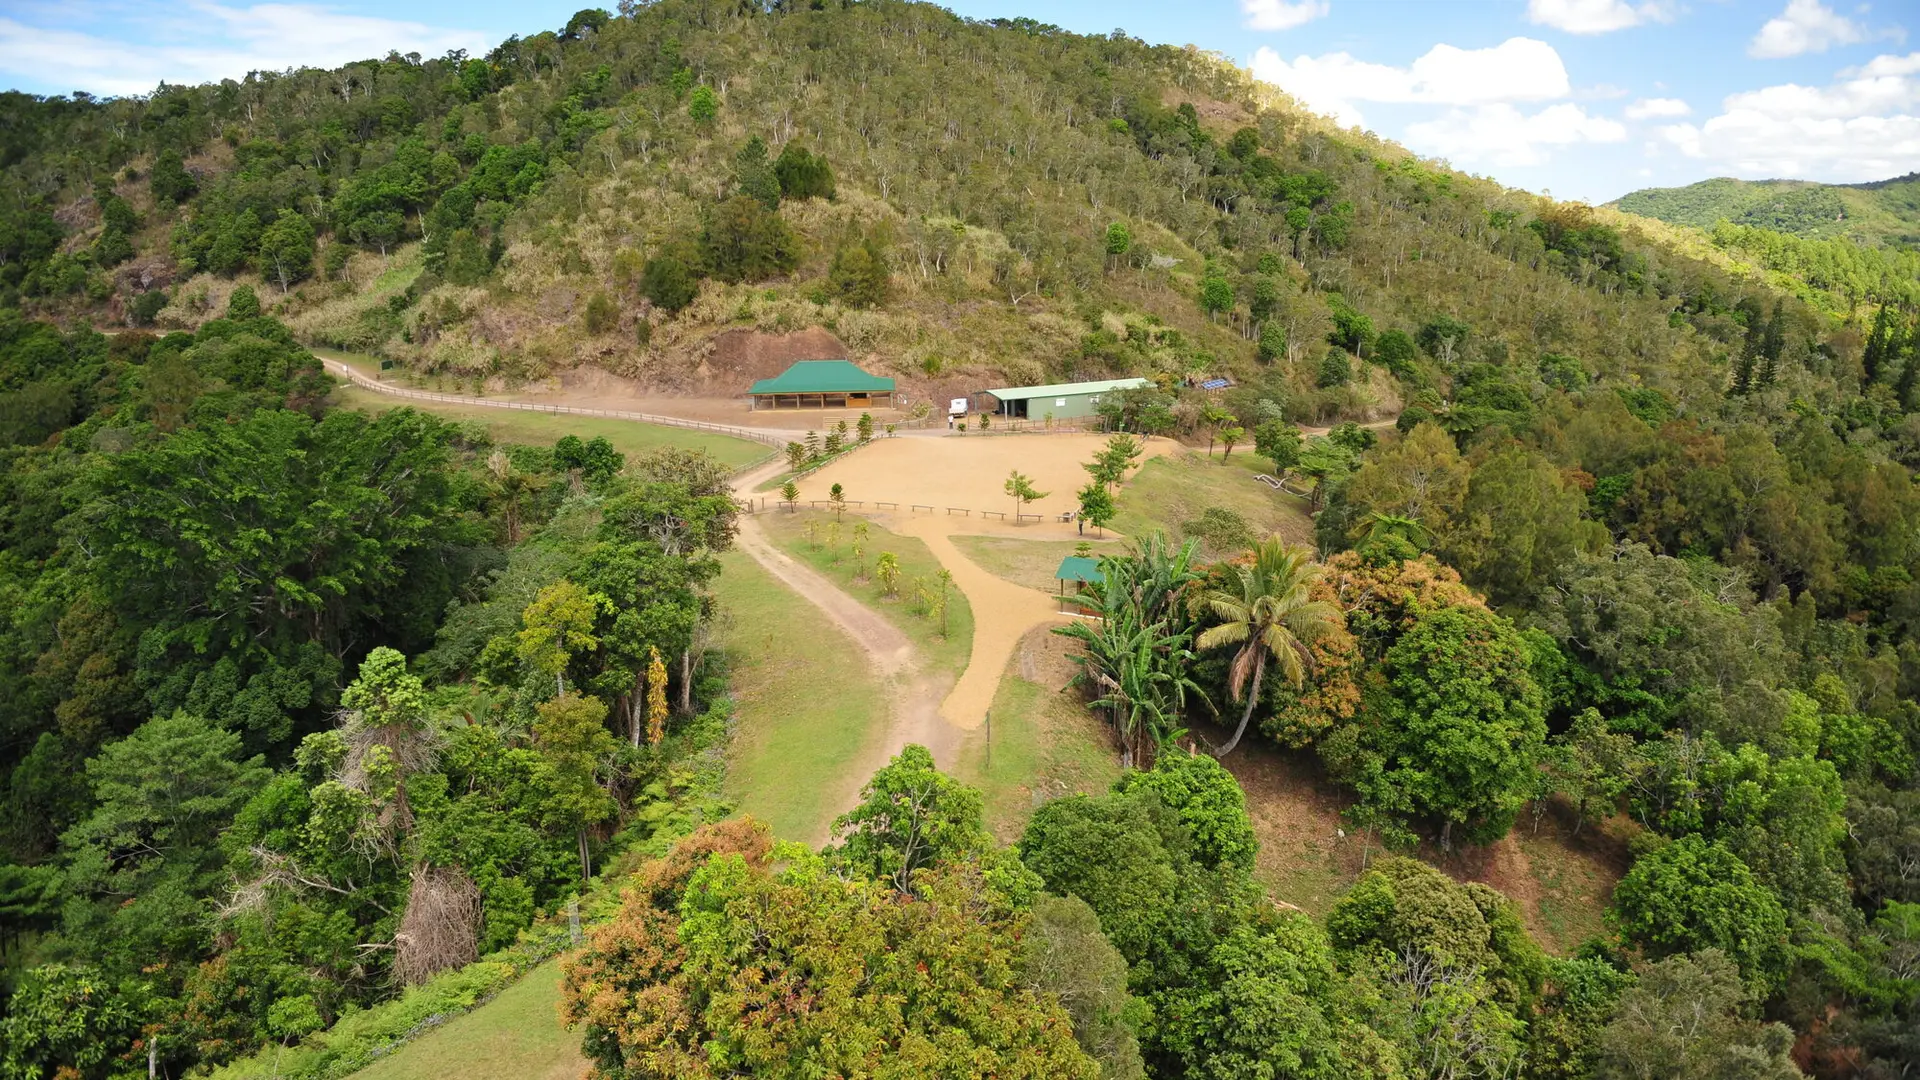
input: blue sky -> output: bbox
[1,0,1914,202]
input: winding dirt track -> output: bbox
[323,365,1136,828]
[728,460,965,829]
[730,462,915,677]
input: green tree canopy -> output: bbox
[1608,835,1791,993]
[829,744,990,895]
[564,824,1099,1080]
[701,195,798,283]
[1327,603,1547,849]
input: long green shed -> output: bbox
[748,360,896,410]
[977,377,1151,420]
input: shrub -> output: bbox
[582,291,618,334]
[227,285,262,319]
[129,290,169,326]
[641,254,698,312]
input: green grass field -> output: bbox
[1113,451,1314,555]
[713,548,888,844]
[757,510,975,675]
[329,384,771,470]
[347,961,582,1080]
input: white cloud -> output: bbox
[1405,102,1626,167]
[1250,37,1570,128]
[1526,0,1671,35]
[0,3,490,98]
[1722,54,1920,118]
[1749,0,1867,59]
[1625,96,1691,118]
[1242,0,1330,32]
[1660,52,1920,180]
[1850,52,1920,78]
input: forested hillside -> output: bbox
[1615,173,1920,249]
[7,0,1911,406]
[2,1,1919,1078]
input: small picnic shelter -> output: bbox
[1056,555,1104,612]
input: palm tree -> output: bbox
[1194,539,1342,756]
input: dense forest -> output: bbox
[1,0,1918,1077]
[0,299,744,1077]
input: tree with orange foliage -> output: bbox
[560,820,1098,1080]
[644,646,669,747]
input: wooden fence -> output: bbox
[324,360,789,450]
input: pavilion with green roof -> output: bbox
[1056,555,1104,613]
[747,360,895,411]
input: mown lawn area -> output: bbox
[712,548,887,844]
[348,960,582,1080]
[757,510,975,675]
[1111,450,1313,554]
[327,382,771,471]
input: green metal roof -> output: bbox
[748,360,895,395]
[981,377,1152,400]
[1056,556,1104,583]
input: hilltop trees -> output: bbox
[702,195,799,283]
[257,210,316,293]
[773,142,835,200]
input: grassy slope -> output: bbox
[327,382,771,470]
[1111,450,1315,555]
[1229,745,1619,953]
[712,547,886,843]
[348,961,582,1080]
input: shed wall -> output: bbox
[996,391,1104,419]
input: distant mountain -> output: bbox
[1611,173,1920,249]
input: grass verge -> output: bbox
[757,510,975,676]
[952,627,1122,841]
[347,961,583,1080]
[713,548,887,843]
